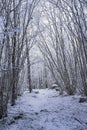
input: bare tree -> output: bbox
[0,0,40,118]
[36,0,87,95]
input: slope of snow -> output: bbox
[0,89,87,130]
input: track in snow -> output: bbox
[0,89,87,130]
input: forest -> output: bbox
[0,0,87,130]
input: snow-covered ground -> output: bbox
[0,89,87,130]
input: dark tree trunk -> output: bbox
[11,0,17,106]
[0,88,3,119]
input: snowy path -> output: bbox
[1,89,87,130]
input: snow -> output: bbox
[0,89,87,130]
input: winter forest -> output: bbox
[0,0,87,130]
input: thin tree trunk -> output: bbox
[26,43,32,93]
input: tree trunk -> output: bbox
[26,46,32,93]
[0,86,3,119]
